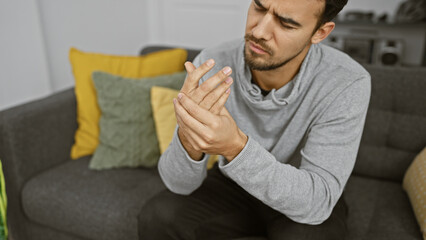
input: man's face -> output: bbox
[244,0,324,71]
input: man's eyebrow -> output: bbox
[275,15,302,28]
[253,0,266,9]
[253,0,302,28]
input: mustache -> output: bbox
[244,34,273,55]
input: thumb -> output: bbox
[181,61,197,93]
[184,61,196,73]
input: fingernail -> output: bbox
[206,59,214,67]
[177,93,183,100]
[223,67,232,75]
[226,88,231,94]
[225,77,233,84]
[173,98,177,104]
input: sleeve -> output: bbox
[218,75,371,224]
[157,53,211,195]
[158,127,210,195]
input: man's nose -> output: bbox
[251,13,274,41]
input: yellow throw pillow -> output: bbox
[403,147,426,239]
[150,86,218,169]
[69,48,187,159]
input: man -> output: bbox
[138,0,371,239]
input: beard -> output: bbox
[244,34,308,71]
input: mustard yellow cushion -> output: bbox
[69,48,187,159]
[403,147,426,239]
[150,86,218,169]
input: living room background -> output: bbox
[0,0,414,111]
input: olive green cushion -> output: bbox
[89,71,185,170]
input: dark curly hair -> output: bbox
[315,0,348,31]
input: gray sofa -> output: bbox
[1,46,425,240]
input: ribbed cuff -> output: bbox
[218,136,256,173]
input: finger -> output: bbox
[184,61,196,73]
[174,97,209,133]
[193,66,232,104]
[174,99,205,143]
[176,116,204,148]
[176,108,218,154]
[175,100,211,151]
[199,77,233,110]
[181,59,215,93]
[175,104,202,140]
[180,62,197,93]
[177,93,216,125]
[210,87,231,115]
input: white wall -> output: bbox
[145,0,251,49]
[0,0,51,111]
[0,0,149,111]
[0,0,414,111]
[38,0,149,93]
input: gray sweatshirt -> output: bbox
[158,38,371,225]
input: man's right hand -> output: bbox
[177,59,234,160]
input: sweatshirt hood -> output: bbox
[235,40,319,110]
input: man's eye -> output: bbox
[280,23,295,29]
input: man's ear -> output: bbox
[311,22,335,44]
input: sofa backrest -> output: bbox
[140,46,201,63]
[354,65,426,182]
[140,46,426,182]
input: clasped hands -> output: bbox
[173,59,248,162]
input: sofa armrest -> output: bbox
[0,88,77,239]
[0,87,77,186]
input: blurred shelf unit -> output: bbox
[322,21,426,67]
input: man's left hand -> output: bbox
[173,93,248,161]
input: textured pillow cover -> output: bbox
[69,47,187,160]
[150,86,219,169]
[89,71,186,170]
[403,147,426,239]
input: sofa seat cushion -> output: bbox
[22,156,166,240]
[345,175,422,240]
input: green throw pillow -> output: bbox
[89,71,186,170]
